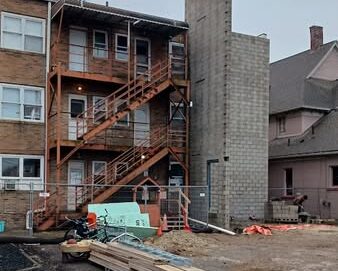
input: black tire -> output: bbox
[64,228,82,241]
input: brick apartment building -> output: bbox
[0,0,50,227]
[0,0,270,230]
[0,0,190,229]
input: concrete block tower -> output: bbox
[186,0,270,227]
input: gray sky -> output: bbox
[92,0,338,62]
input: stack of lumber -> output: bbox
[89,241,205,271]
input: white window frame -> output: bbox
[0,12,46,54]
[170,102,185,121]
[93,96,106,123]
[114,99,129,127]
[92,161,107,177]
[93,30,108,58]
[0,154,44,191]
[115,162,128,179]
[0,83,44,122]
[278,116,286,133]
[115,33,128,62]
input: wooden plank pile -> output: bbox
[89,241,205,271]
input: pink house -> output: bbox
[269,26,338,219]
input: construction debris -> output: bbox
[188,218,236,236]
[89,241,205,271]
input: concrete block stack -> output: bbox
[265,201,299,222]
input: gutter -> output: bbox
[53,1,188,30]
[269,149,338,160]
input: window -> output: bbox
[70,99,85,118]
[115,162,128,178]
[93,30,108,58]
[92,161,106,183]
[331,166,338,186]
[1,12,45,53]
[278,116,286,133]
[284,168,293,195]
[114,99,129,127]
[170,102,185,121]
[115,34,128,61]
[0,155,44,191]
[0,84,44,122]
[93,96,106,123]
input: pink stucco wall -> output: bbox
[269,110,324,141]
[311,47,338,81]
[269,157,338,219]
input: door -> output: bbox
[68,161,84,211]
[69,95,87,140]
[134,104,150,146]
[135,38,151,78]
[69,29,87,72]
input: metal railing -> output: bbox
[75,58,172,140]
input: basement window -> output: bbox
[115,34,128,61]
[1,12,45,53]
[0,83,44,122]
[93,30,108,58]
[331,166,338,186]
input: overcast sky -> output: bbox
[92,0,338,62]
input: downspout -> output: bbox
[44,1,52,193]
[206,159,219,209]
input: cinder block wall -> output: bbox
[186,0,269,227]
[186,0,232,227]
[226,33,270,221]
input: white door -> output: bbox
[69,29,87,72]
[68,161,84,211]
[134,104,150,146]
[135,38,151,78]
[69,95,87,140]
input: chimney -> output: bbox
[310,25,323,51]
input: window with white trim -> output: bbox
[93,30,108,58]
[0,84,44,122]
[1,12,45,53]
[0,155,44,191]
[115,34,128,61]
[93,96,106,123]
[114,99,129,127]
[331,166,338,187]
[92,161,106,176]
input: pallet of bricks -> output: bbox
[265,201,299,223]
[89,241,204,271]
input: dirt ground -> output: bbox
[146,225,338,271]
[3,225,338,271]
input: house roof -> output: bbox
[269,110,338,159]
[51,0,188,36]
[270,41,337,115]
